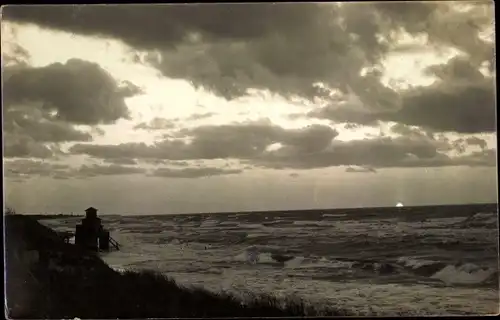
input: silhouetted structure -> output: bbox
[75,207,119,251]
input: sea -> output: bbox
[39,204,499,316]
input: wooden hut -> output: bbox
[75,207,119,251]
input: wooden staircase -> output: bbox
[109,236,120,250]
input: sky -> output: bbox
[2,2,497,215]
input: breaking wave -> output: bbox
[233,247,498,286]
[397,257,498,285]
[430,264,498,285]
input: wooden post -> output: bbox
[99,230,110,251]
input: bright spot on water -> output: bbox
[396,202,404,207]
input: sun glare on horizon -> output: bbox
[396,202,404,208]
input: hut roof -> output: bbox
[85,207,98,212]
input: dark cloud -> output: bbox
[4,159,70,179]
[2,4,351,50]
[70,120,338,161]
[77,164,147,177]
[390,79,495,134]
[310,56,496,134]
[2,39,99,159]
[390,124,439,143]
[69,142,155,160]
[2,93,96,160]
[423,56,486,82]
[390,123,425,137]
[6,4,493,172]
[4,104,93,143]
[51,172,73,180]
[374,2,494,65]
[142,159,198,167]
[451,138,467,154]
[4,4,494,142]
[452,149,496,167]
[141,159,168,165]
[102,158,138,165]
[134,117,177,130]
[5,3,492,104]
[90,126,106,136]
[4,133,58,159]
[3,159,148,180]
[368,2,435,33]
[147,5,397,101]
[390,126,489,157]
[168,161,191,167]
[465,137,488,150]
[174,120,286,159]
[3,59,131,125]
[252,135,495,170]
[68,120,494,170]
[346,166,377,173]
[150,167,242,178]
[253,136,440,169]
[446,136,489,155]
[177,120,340,159]
[344,123,361,130]
[118,80,144,98]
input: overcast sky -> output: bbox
[2,2,497,215]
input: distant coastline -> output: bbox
[26,213,84,220]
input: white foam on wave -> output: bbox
[397,256,437,269]
[461,212,498,226]
[262,219,286,225]
[206,267,225,274]
[245,232,268,239]
[167,269,499,316]
[284,256,305,268]
[430,263,498,285]
[111,266,127,273]
[233,247,357,271]
[200,219,219,228]
[233,246,309,266]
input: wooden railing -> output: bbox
[57,230,120,251]
[109,236,120,250]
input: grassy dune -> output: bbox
[4,213,349,319]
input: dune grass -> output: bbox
[38,268,350,318]
[4,213,350,319]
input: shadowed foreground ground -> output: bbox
[5,214,350,319]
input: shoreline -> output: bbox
[5,214,350,318]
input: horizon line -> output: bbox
[20,202,499,217]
